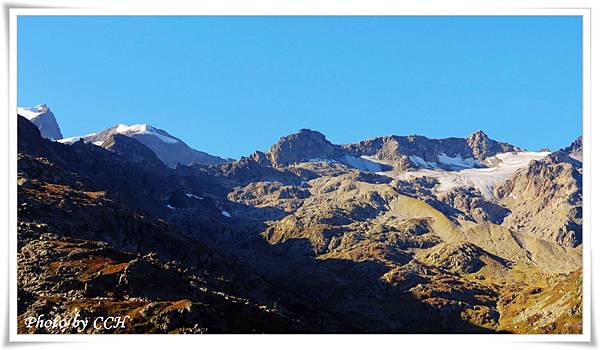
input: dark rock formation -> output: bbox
[267,129,342,167]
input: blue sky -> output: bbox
[18,16,582,159]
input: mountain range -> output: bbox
[16,104,583,334]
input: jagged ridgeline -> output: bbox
[17,106,582,334]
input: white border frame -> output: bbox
[7,6,592,345]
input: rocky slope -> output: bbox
[495,151,582,247]
[17,117,337,334]
[17,114,583,334]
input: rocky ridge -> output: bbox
[57,122,229,167]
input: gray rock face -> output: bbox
[17,104,63,140]
[466,130,517,160]
[267,129,342,167]
[201,154,306,187]
[342,131,518,166]
[496,150,582,247]
[560,136,583,161]
[439,187,510,224]
[265,129,519,170]
[61,123,229,168]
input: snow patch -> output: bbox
[391,152,549,199]
[17,104,49,120]
[308,158,339,164]
[340,155,383,172]
[437,153,481,169]
[57,137,81,144]
[57,132,98,144]
[185,193,203,200]
[570,154,583,163]
[114,124,179,144]
[409,155,439,169]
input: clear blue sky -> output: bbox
[18,16,582,159]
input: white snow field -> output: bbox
[114,124,179,144]
[385,151,549,199]
[17,104,49,120]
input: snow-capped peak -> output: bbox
[56,121,228,168]
[17,104,50,120]
[116,123,150,134]
[113,123,179,144]
[17,104,64,140]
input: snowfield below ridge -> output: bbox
[386,151,549,199]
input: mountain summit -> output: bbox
[560,136,583,161]
[466,130,518,159]
[17,104,63,140]
[267,129,341,167]
[59,123,229,168]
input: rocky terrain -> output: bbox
[16,106,583,334]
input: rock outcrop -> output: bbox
[560,136,583,161]
[267,129,342,167]
[466,130,517,160]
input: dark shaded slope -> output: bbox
[17,116,333,333]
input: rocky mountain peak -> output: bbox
[17,104,63,140]
[58,123,229,168]
[467,130,517,160]
[466,130,491,158]
[293,128,330,143]
[28,103,49,113]
[560,136,582,161]
[249,150,271,167]
[267,128,340,167]
[569,136,583,151]
[468,130,489,139]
